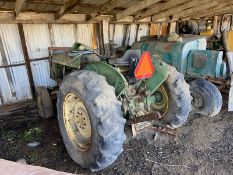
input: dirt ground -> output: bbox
[0,95,233,175]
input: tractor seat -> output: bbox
[109,49,142,66]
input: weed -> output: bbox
[20,127,43,142]
[1,131,16,141]
[27,152,39,164]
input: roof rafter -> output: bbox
[116,0,161,21]
[55,0,80,20]
[173,1,218,19]
[91,0,132,21]
[14,0,27,17]
[192,2,233,18]
[152,0,214,21]
[134,0,189,20]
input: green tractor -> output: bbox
[35,43,192,171]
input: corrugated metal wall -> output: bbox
[109,23,150,47]
[0,24,32,104]
[0,23,95,105]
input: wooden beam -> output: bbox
[55,0,80,20]
[152,0,213,21]
[14,0,27,17]
[91,0,132,21]
[116,0,161,21]
[192,2,233,18]
[134,0,188,20]
[173,1,218,19]
[26,0,63,5]
[17,23,34,98]
[175,0,233,18]
[0,12,88,23]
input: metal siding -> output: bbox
[109,24,114,42]
[50,24,76,47]
[75,24,93,47]
[129,24,137,46]
[23,24,51,59]
[113,24,124,47]
[30,60,56,87]
[137,24,149,41]
[0,66,32,104]
[23,24,56,87]
[0,24,32,104]
[0,24,24,64]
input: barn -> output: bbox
[0,0,233,174]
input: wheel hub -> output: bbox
[191,91,204,109]
[63,92,92,152]
[150,85,168,116]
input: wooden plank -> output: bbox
[55,0,80,20]
[116,0,161,21]
[27,0,64,5]
[0,63,25,69]
[134,0,188,20]
[175,0,232,18]
[14,0,27,17]
[193,2,233,18]
[91,0,132,21]
[152,0,213,21]
[17,23,34,98]
[173,1,218,19]
[0,12,88,23]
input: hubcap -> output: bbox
[63,92,91,152]
[151,85,168,116]
[191,91,204,109]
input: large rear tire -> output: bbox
[162,66,192,128]
[57,70,126,171]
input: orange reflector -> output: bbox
[134,51,154,80]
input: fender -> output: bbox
[84,61,128,97]
[145,58,169,95]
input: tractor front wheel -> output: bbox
[189,79,222,117]
[57,70,126,171]
[35,86,53,118]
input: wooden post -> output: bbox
[213,16,218,35]
[135,24,139,42]
[96,22,104,55]
[17,23,34,98]
[102,20,110,56]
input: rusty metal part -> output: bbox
[126,111,162,125]
[48,47,72,51]
[207,76,230,87]
[145,125,177,137]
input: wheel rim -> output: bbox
[150,85,168,116]
[63,92,92,152]
[191,91,204,109]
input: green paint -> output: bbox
[84,62,128,96]
[144,58,169,95]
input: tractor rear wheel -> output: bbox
[57,70,126,171]
[159,65,192,128]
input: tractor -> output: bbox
[132,33,233,116]
[35,43,192,171]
